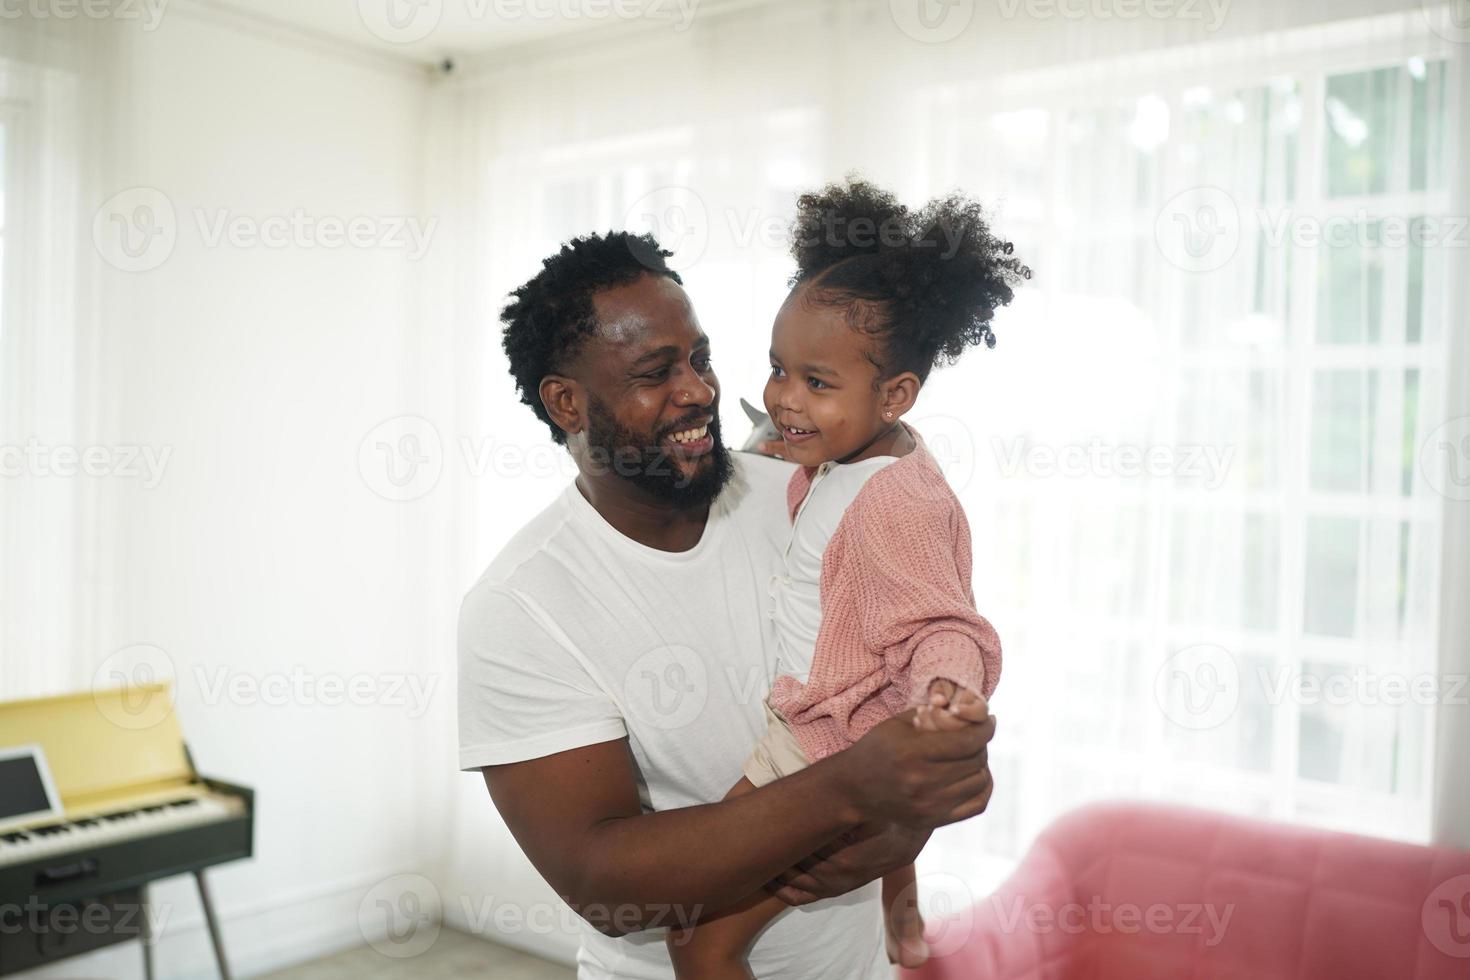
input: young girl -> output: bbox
[666,177,1030,978]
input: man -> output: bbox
[458,231,996,979]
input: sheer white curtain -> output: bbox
[0,18,116,700]
[434,0,1467,903]
[1434,23,1470,854]
[916,14,1463,900]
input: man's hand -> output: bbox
[766,822,930,906]
[829,706,996,829]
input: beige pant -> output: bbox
[741,698,811,787]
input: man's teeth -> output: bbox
[668,424,709,444]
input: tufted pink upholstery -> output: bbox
[904,801,1470,980]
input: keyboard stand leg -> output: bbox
[194,870,233,980]
[139,886,156,980]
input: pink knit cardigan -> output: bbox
[767,430,1002,764]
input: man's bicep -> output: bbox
[479,737,643,900]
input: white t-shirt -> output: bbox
[768,455,899,683]
[458,452,887,980]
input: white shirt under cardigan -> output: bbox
[457,452,888,980]
[767,455,901,685]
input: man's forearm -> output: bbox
[768,821,931,906]
[487,710,995,937]
[569,758,859,933]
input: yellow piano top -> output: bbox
[0,683,196,815]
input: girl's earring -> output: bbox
[884,411,893,420]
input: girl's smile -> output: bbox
[764,283,916,466]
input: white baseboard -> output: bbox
[440,891,579,969]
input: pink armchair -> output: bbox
[906,801,1470,980]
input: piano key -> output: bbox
[0,794,242,869]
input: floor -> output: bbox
[263,927,575,979]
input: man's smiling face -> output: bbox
[573,273,732,507]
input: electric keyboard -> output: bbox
[0,791,244,868]
[0,683,254,977]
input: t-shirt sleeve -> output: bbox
[457,583,627,771]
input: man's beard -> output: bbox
[584,396,734,509]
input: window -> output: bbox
[0,49,89,698]
[917,35,1455,898]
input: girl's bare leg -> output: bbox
[666,685,986,977]
[665,777,788,980]
[882,862,930,968]
[878,684,985,968]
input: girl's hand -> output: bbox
[926,678,957,707]
[755,439,786,459]
[914,679,989,730]
[915,679,961,731]
[947,686,991,724]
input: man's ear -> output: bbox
[880,372,921,420]
[539,375,584,439]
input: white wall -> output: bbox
[16,10,455,978]
[10,1,1463,976]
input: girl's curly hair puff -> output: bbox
[788,176,1031,381]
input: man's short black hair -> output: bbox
[502,231,683,446]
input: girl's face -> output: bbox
[764,285,893,467]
